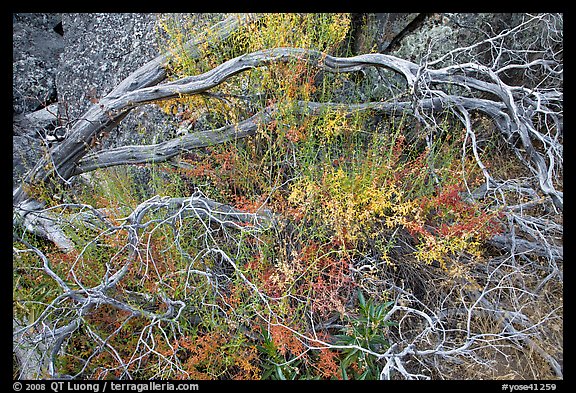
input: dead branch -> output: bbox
[13,13,562,380]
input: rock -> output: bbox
[13,102,59,137]
[351,13,558,101]
[13,103,61,190]
[12,13,64,115]
[13,135,45,190]
[56,13,162,121]
[353,13,421,54]
[55,13,225,150]
[13,13,227,190]
[389,13,536,65]
[50,13,226,198]
[344,13,423,103]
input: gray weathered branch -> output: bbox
[13,13,260,207]
[14,46,562,212]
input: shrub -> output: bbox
[13,13,510,380]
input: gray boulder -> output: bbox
[352,13,421,54]
[52,13,224,197]
[55,13,225,149]
[56,13,170,147]
[13,13,64,115]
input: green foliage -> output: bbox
[335,290,395,379]
[257,326,304,380]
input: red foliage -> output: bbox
[233,195,264,214]
[270,324,304,357]
[407,182,504,253]
[309,256,352,318]
[436,183,462,210]
[316,348,342,379]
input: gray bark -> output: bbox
[13,13,259,206]
[14,45,561,210]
